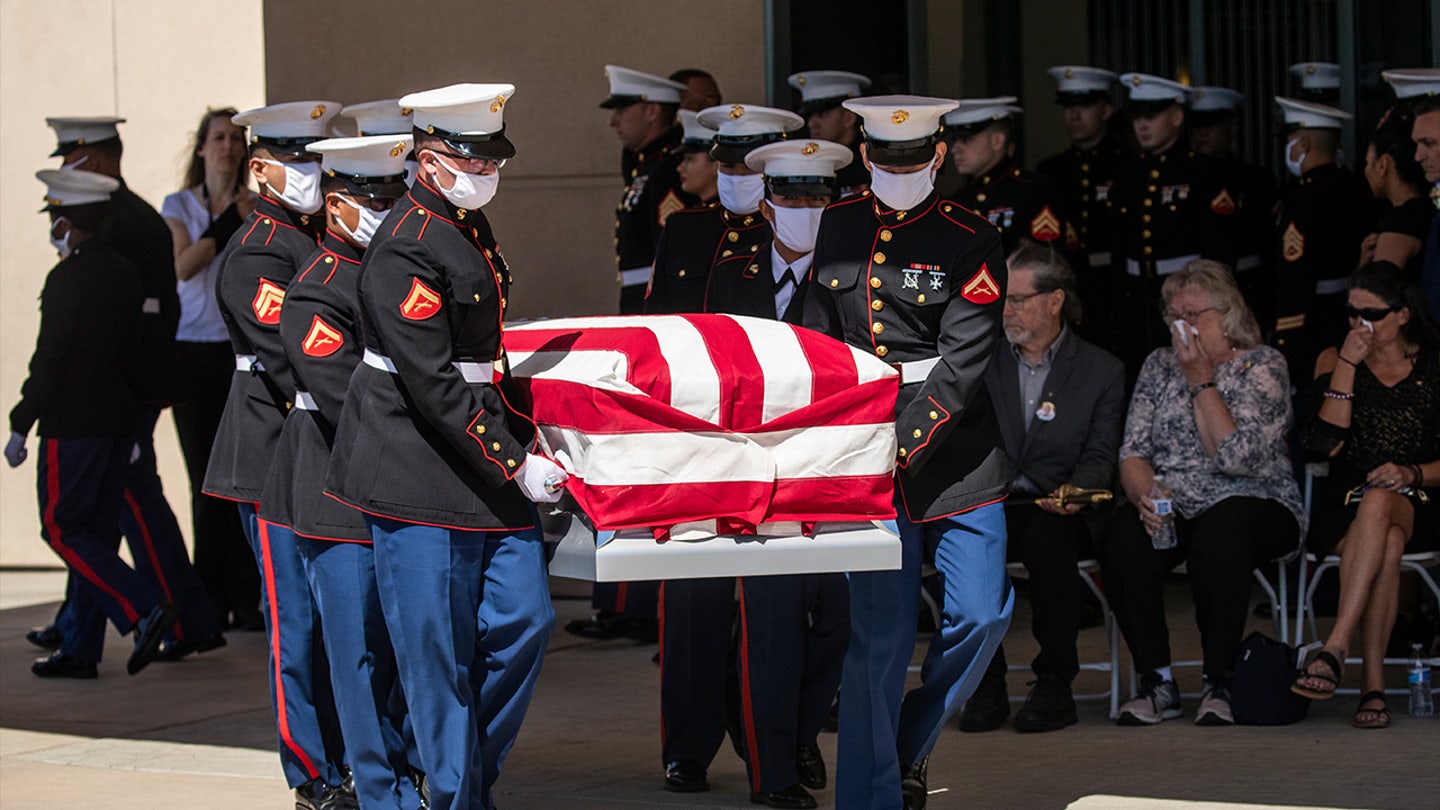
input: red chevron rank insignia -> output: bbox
[961,264,1001,304]
[400,278,442,320]
[1030,206,1061,241]
[252,279,285,325]
[302,315,344,357]
[1210,189,1236,215]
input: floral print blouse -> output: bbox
[1120,345,1307,536]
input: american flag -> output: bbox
[505,315,899,536]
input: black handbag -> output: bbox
[1230,631,1312,725]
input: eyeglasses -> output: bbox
[1161,305,1219,322]
[343,193,399,213]
[1004,290,1047,308]
[429,149,506,173]
[1343,304,1398,321]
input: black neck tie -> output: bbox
[776,267,797,293]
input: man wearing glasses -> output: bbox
[203,100,355,810]
[324,84,566,810]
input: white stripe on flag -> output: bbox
[507,350,643,396]
[734,317,815,424]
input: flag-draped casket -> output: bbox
[505,315,901,570]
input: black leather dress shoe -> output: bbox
[1013,674,1078,733]
[127,601,177,675]
[156,632,227,662]
[750,783,817,809]
[957,676,1008,732]
[564,612,628,640]
[31,652,97,679]
[795,742,826,790]
[901,757,928,810]
[231,607,265,632]
[294,777,358,810]
[663,759,709,792]
[26,625,62,650]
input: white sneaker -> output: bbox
[1195,682,1234,726]
[1117,674,1183,725]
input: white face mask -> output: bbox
[403,159,419,188]
[769,203,826,255]
[262,159,324,214]
[59,155,90,172]
[49,217,72,259]
[717,171,765,214]
[1284,137,1307,178]
[869,164,937,211]
[336,196,387,248]
[431,153,499,209]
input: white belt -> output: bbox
[1125,254,1199,277]
[1315,278,1349,295]
[1087,251,1111,266]
[363,348,494,384]
[293,391,318,411]
[620,266,652,287]
[142,297,161,314]
[892,357,940,385]
[235,354,264,372]
[1235,254,1263,272]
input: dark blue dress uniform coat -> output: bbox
[260,231,368,541]
[204,195,320,503]
[646,203,772,314]
[804,190,1011,521]
[616,125,698,313]
[324,179,536,530]
[951,159,1072,258]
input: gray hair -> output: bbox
[1006,240,1082,326]
[1160,259,1262,348]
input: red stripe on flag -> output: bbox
[795,323,861,404]
[690,315,765,430]
[505,322,674,407]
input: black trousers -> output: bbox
[171,340,258,622]
[1100,497,1297,681]
[659,577,736,767]
[986,505,1095,683]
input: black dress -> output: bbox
[1300,348,1440,555]
[1371,196,1437,283]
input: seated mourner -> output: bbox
[958,242,1125,734]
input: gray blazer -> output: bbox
[985,328,1127,495]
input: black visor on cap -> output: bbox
[425,124,516,160]
[251,135,324,157]
[599,94,646,110]
[326,169,409,201]
[1125,99,1181,119]
[862,131,940,167]
[710,131,789,164]
[680,139,714,153]
[798,95,850,116]
[766,175,837,199]
[1055,90,1111,107]
[47,134,121,158]
[1187,108,1237,128]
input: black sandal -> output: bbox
[1291,649,1343,700]
[1352,690,1390,729]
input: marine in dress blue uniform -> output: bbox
[8,170,176,679]
[202,100,353,810]
[323,84,565,810]
[1271,98,1371,383]
[603,66,700,313]
[38,117,221,664]
[259,133,426,810]
[803,97,1014,810]
[944,98,1073,257]
[646,104,803,799]
[698,139,855,809]
[788,71,872,198]
[1109,74,1238,381]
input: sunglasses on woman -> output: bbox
[1343,304,1398,321]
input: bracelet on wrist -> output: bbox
[1336,355,1359,368]
[1410,464,1425,488]
[1322,388,1354,401]
[1188,381,1217,399]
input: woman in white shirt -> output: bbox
[161,107,261,631]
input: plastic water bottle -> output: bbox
[1149,476,1176,550]
[1409,643,1433,718]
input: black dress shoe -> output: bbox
[156,632,227,662]
[1013,674,1078,733]
[231,606,265,632]
[663,759,709,792]
[957,676,1008,732]
[31,651,97,679]
[564,611,627,640]
[26,625,62,650]
[901,757,928,810]
[795,742,826,790]
[751,783,817,809]
[127,601,177,675]
[294,777,358,810]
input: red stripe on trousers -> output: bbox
[736,582,763,792]
[42,441,140,625]
[258,519,320,779]
[124,489,184,640]
[656,581,666,750]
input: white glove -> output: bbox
[516,453,568,504]
[5,432,28,468]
